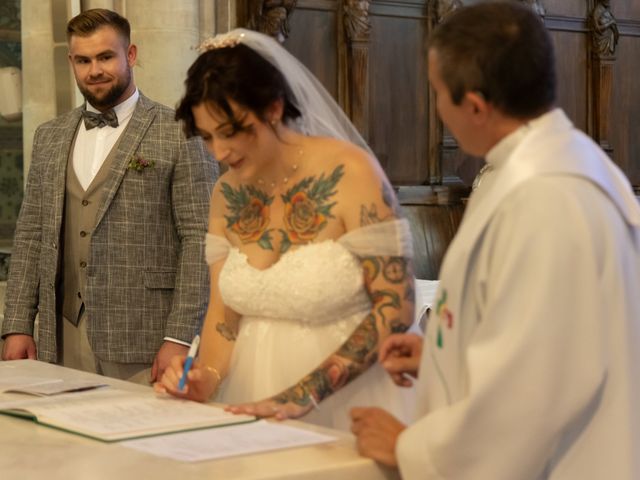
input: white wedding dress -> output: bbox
[205,219,417,430]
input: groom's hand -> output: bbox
[1,334,37,360]
[151,341,189,382]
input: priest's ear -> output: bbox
[464,90,491,125]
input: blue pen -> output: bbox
[178,334,200,391]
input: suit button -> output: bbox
[77,292,82,298]
[80,231,87,237]
[82,200,89,206]
[52,242,57,249]
[80,261,87,268]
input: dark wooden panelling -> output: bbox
[541,0,586,18]
[612,1,640,20]
[550,30,589,132]
[248,0,639,193]
[285,4,340,98]
[369,13,429,184]
[544,15,587,32]
[618,19,640,37]
[398,186,465,279]
[611,35,640,186]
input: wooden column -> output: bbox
[589,0,619,155]
[428,0,461,185]
[343,0,371,142]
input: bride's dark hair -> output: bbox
[176,44,301,138]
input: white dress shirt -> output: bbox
[73,89,139,190]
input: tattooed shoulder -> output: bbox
[360,181,402,227]
[279,165,345,253]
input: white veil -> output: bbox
[198,28,373,156]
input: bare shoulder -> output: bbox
[305,136,380,179]
[210,169,235,217]
[305,137,398,229]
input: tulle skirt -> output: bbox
[216,310,417,431]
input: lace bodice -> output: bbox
[206,219,413,324]
[220,240,371,323]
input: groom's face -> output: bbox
[68,25,137,111]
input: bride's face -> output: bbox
[192,100,275,181]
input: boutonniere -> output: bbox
[127,154,155,171]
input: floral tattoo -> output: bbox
[279,165,345,253]
[360,181,402,225]
[222,183,274,250]
[269,254,414,407]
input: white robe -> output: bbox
[396,109,640,479]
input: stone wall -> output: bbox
[0,0,22,248]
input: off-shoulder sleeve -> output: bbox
[338,218,414,258]
[205,233,232,265]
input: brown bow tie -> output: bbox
[82,109,119,130]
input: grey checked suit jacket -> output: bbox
[2,93,217,363]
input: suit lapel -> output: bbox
[53,109,83,236]
[94,93,157,228]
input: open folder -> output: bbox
[0,387,256,442]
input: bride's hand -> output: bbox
[153,355,220,402]
[226,384,317,420]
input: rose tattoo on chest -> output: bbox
[222,165,345,253]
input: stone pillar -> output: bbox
[124,0,200,109]
[21,0,56,177]
[82,0,115,9]
[199,0,216,39]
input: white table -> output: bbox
[0,360,399,480]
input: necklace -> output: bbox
[256,148,304,189]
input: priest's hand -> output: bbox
[379,333,423,387]
[350,407,405,467]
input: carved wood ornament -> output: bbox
[590,0,619,58]
[247,0,298,43]
[436,0,462,23]
[519,0,546,17]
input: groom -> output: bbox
[1,9,216,383]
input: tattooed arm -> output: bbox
[265,254,414,412]
[155,178,241,402]
[226,144,415,419]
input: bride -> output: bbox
[155,28,416,430]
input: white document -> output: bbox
[0,377,63,394]
[121,419,336,462]
[0,388,255,441]
[0,377,107,396]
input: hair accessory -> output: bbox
[198,32,246,52]
[195,28,373,156]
